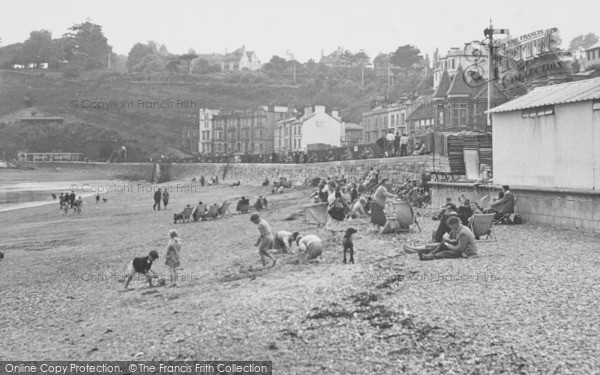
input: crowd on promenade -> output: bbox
[149,136,427,165]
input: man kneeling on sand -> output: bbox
[295,234,323,263]
[404,217,478,260]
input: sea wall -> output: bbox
[14,155,430,185]
[430,182,600,233]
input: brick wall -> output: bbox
[430,182,600,233]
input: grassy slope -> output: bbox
[0,69,378,157]
[0,70,303,156]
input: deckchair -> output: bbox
[394,201,421,233]
[305,202,328,226]
[496,197,518,224]
[207,204,219,219]
[181,206,194,222]
[219,201,232,217]
[470,213,496,241]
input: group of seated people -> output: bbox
[404,185,516,261]
[236,196,268,214]
[396,179,431,208]
[272,177,293,194]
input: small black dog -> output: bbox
[343,227,358,264]
[173,212,184,224]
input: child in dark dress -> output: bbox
[124,250,159,289]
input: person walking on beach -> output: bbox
[95,193,100,204]
[69,191,76,208]
[162,188,170,209]
[153,188,162,210]
[200,175,205,187]
[165,230,181,287]
[250,213,277,268]
[74,196,83,214]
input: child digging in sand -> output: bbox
[250,213,277,268]
[124,250,160,289]
[165,230,181,287]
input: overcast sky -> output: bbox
[1,0,599,62]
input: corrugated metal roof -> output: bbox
[586,42,600,50]
[488,77,600,113]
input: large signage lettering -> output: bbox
[462,27,565,91]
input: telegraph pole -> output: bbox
[361,66,364,87]
[484,21,509,126]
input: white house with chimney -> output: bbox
[275,106,342,152]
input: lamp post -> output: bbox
[483,22,509,126]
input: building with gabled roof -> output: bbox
[431,65,512,131]
[406,96,435,136]
[433,46,490,91]
[580,42,600,72]
[275,106,342,152]
[220,46,261,71]
[194,46,261,72]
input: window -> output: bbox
[521,106,554,118]
[593,100,600,111]
[451,102,467,126]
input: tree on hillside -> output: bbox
[191,58,220,74]
[165,58,182,75]
[390,45,423,70]
[62,20,112,70]
[133,54,165,72]
[127,42,158,70]
[158,44,169,56]
[568,33,599,59]
[179,49,199,75]
[22,30,55,68]
[354,50,370,67]
[432,48,440,68]
[0,43,25,68]
[262,55,288,73]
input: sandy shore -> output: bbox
[0,176,599,373]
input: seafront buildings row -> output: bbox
[183,26,600,156]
